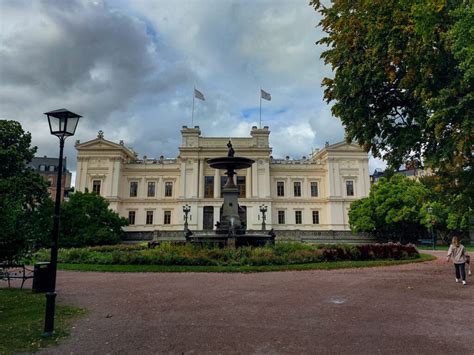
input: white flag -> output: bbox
[261,89,271,101]
[194,88,205,101]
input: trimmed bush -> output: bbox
[35,242,419,267]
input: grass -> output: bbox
[56,253,436,273]
[0,289,85,354]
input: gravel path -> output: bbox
[23,251,474,354]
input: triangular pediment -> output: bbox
[325,141,365,152]
[75,138,135,158]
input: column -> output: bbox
[246,167,252,198]
[198,159,204,198]
[252,165,258,197]
[214,169,220,198]
[179,161,186,198]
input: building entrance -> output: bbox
[203,206,214,230]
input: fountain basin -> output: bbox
[207,156,254,170]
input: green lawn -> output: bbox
[0,289,85,354]
[57,253,436,273]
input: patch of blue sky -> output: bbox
[240,107,287,120]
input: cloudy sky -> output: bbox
[0,0,385,178]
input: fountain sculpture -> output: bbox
[185,141,275,247]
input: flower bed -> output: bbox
[34,242,419,267]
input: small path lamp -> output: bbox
[183,204,191,230]
[427,206,435,250]
[43,109,82,336]
[259,205,268,231]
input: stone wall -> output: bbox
[122,229,375,244]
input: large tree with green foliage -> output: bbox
[59,191,128,247]
[0,120,51,262]
[312,0,473,225]
[349,175,430,243]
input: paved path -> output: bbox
[27,252,473,354]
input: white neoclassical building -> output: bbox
[75,126,370,239]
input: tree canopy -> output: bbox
[59,191,129,247]
[0,120,50,262]
[311,0,473,197]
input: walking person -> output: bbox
[446,236,468,286]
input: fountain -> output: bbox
[185,141,275,247]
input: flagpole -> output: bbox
[259,89,262,129]
[192,87,195,127]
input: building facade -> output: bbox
[28,156,72,201]
[75,126,370,237]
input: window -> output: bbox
[48,165,55,172]
[39,165,46,171]
[346,180,354,196]
[130,181,138,197]
[312,211,320,225]
[128,211,136,225]
[277,181,285,196]
[165,182,173,197]
[295,210,302,225]
[92,180,101,195]
[237,176,246,198]
[164,210,171,225]
[278,210,285,224]
[147,182,155,197]
[310,182,318,197]
[146,211,154,225]
[204,176,214,198]
[294,181,301,197]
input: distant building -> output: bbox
[74,126,370,239]
[370,165,432,185]
[28,156,72,201]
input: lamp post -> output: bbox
[43,109,81,336]
[183,204,191,230]
[427,207,435,250]
[259,205,267,231]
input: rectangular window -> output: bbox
[278,210,285,225]
[147,182,155,197]
[346,180,354,196]
[277,181,285,196]
[146,211,154,225]
[204,176,214,198]
[312,211,320,225]
[310,182,318,197]
[237,176,246,198]
[92,180,101,195]
[49,165,55,172]
[39,165,46,171]
[294,181,301,197]
[164,210,171,225]
[165,182,173,197]
[128,211,136,225]
[220,176,227,197]
[130,181,138,197]
[295,210,302,225]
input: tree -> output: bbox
[349,175,429,243]
[0,120,51,262]
[311,0,473,220]
[59,191,128,247]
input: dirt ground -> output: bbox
[9,251,474,354]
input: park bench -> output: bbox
[0,263,34,289]
[417,239,434,247]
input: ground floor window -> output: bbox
[295,210,302,224]
[312,211,320,225]
[278,210,285,224]
[92,180,101,195]
[164,210,171,225]
[146,211,154,225]
[128,211,136,225]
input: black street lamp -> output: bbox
[427,207,435,251]
[43,109,81,336]
[259,205,268,231]
[183,204,191,231]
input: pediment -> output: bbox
[75,138,135,158]
[325,141,365,152]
